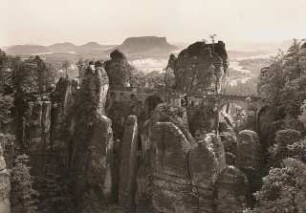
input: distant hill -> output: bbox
[48,42,77,52]
[5,42,116,56]
[114,36,179,59]
[6,45,49,55]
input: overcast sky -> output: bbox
[1,0,306,46]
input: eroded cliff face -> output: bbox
[166,41,228,94]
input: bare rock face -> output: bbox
[165,54,177,89]
[220,131,237,155]
[85,115,114,211]
[204,133,227,172]
[21,100,52,176]
[135,149,153,212]
[188,104,216,135]
[225,152,236,166]
[167,41,228,94]
[215,166,249,213]
[119,115,139,210]
[72,114,114,212]
[150,122,197,213]
[236,130,261,170]
[105,50,134,88]
[189,142,218,213]
[50,77,78,149]
[151,103,195,145]
[137,103,195,212]
[140,103,194,158]
[25,101,52,152]
[95,62,109,115]
[81,62,109,116]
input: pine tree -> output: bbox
[11,154,39,213]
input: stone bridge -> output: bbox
[109,86,261,112]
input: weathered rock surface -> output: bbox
[135,150,153,213]
[220,131,237,156]
[50,77,77,149]
[150,122,197,213]
[105,50,134,88]
[71,62,113,212]
[188,104,216,135]
[236,130,261,170]
[189,142,218,213]
[215,166,248,213]
[204,133,227,172]
[119,115,139,210]
[151,103,194,145]
[167,41,228,94]
[85,115,114,211]
[225,152,236,166]
[95,64,109,115]
[72,114,114,212]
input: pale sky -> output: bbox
[1,0,306,46]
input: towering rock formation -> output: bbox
[50,77,78,148]
[105,50,134,88]
[166,41,228,94]
[84,114,113,210]
[118,115,139,210]
[71,62,113,212]
[14,56,55,153]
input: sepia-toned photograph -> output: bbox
[1,0,306,212]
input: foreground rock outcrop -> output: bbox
[151,122,197,213]
[189,142,218,213]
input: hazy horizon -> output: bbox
[1,0,306,47]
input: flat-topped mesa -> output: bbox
[119,36,177,53]
[105,50,134,88]
[166,40,228,95]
